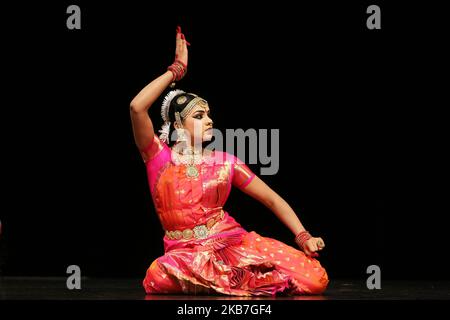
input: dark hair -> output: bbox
[168,93,199,126]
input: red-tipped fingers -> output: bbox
[180,33,191,46]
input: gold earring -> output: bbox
[175,112,187,143]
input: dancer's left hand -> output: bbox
[303,237,325,257]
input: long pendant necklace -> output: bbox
[185,151,199,178]
[185,162,199,178]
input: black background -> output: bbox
[1,1,448,282]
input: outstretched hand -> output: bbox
[175,26,189,67]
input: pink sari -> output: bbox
[140,136,328,296]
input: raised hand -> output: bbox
[168,26,189,82]
[175,25,189,66]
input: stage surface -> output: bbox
[1,278,449,300]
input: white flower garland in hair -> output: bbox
[158,121,171,143]
[159,89,185,143]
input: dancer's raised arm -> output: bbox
[130,27,188,154]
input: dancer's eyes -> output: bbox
[193,110,210,119]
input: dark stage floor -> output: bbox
[1,277,449,300]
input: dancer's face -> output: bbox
[181,101,214,144]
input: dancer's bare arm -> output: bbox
[240,176,325,257]
[130,30,188,152]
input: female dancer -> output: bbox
[130,27,328,296]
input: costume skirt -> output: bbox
[143,212,329,296]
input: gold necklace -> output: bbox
[172,144,201,178]
[171,144,216,178]
[185,150,199,178]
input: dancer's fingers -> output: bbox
[180,33,191,47]
[307,242,318,252]
[176,28,182,53]
[180,34,187,51]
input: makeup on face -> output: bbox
[191,105,212,123]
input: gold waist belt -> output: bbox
[165,210,225,240]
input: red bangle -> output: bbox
[167,60,187,82]
[167,66,176,82]
[295,230,312,249]
[175,59,187,69]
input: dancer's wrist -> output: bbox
[294,230,312,250]
[167,60,187,82]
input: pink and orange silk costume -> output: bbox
[140,136,329,296]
